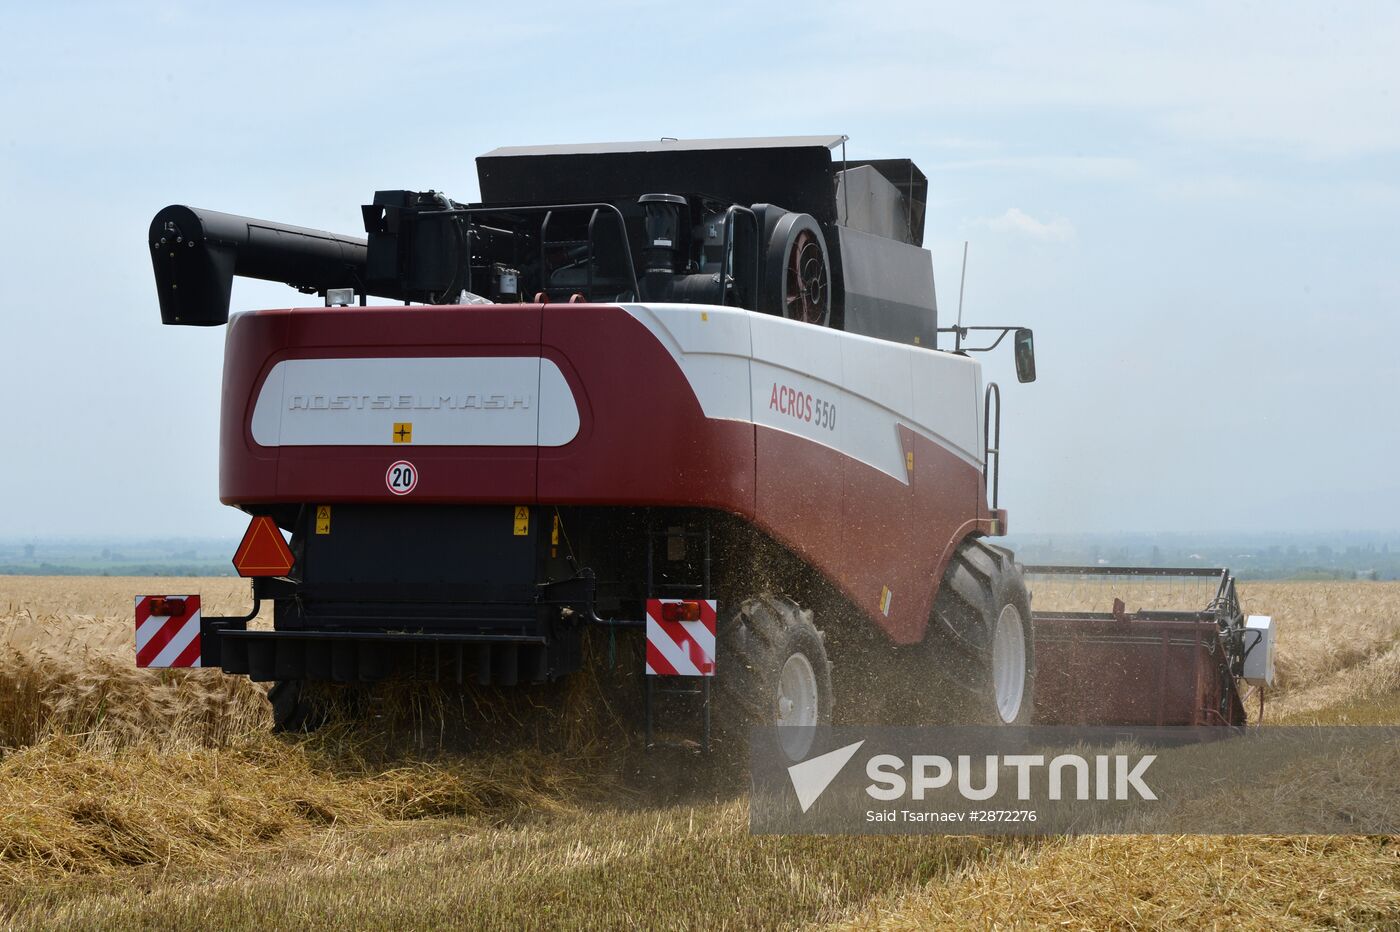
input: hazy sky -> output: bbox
[1,2,1397,538]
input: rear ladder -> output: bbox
[643,519,714,752]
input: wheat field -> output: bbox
[0,575,1397,930]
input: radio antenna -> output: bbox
[955,241,969,351]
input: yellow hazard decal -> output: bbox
[551,513,560,546]
[879,586,893,617]
[905,450,914,474]
[514,506,529,536]
[392,422,413,443]
[314,505,332,535]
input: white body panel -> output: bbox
[622,304,984,484]
[250,357,580,447]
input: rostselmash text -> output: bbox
[865,753,1157,801]
[288,393,533,411]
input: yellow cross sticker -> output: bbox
[513,506,529,536]
[392,422,413,443]
[315,505,332,535]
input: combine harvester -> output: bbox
[135,136,1272,755]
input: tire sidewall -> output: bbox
[774,621,834,727]
[918,542,1037,726]
[714,596,833,760]
[987,555,1036,725]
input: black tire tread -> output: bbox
[922,538,1036,724]
[713,594,833,747]
[268,680,333,733]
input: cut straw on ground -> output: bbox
[0,576,1396,930]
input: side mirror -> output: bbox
[1013,328,1036,383]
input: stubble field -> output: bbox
[0,576,1397,930]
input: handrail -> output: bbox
[422,201,641,302]
[718,205,759,310]
[984,381,1001,510]
[585,208,601,299]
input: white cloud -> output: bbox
[981,208,1075,242]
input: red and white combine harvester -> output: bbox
[137,137,1273,755]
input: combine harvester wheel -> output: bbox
[268,680,320,733]
[924,539,1037,725]
[715,594,833,759]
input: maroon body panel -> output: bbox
[1032,616,1247,726]
[220,303,992,645]
[536,306,755,512]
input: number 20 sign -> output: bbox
[386,460,418,495]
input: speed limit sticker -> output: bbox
[386,460,418,495]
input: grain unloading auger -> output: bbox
[134,136,1271,756]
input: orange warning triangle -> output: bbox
[232,516,295,577]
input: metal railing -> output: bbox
[984,381,1001,509]
[718,205,759,309]
[421,201,641,302]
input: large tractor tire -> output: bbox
[269,680,370,733]
[922,539,1035,724]
[268,680,321,733]
[715,594,833,760]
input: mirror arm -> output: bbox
[936,325,1018,353]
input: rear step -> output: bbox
[644,522,714,752]
[219,629,553,685]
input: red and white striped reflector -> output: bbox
[134,594,202,668]
[644,598,717,677]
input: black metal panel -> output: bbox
[221,635,248,676]
[216,629,572,685]
[836,226,936,346]
[302,504,538,587]
[477,147,840,227]
[260,505,550,642]
[274,639,305,680]
[842,293,938,347]
[839,159,928,246]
